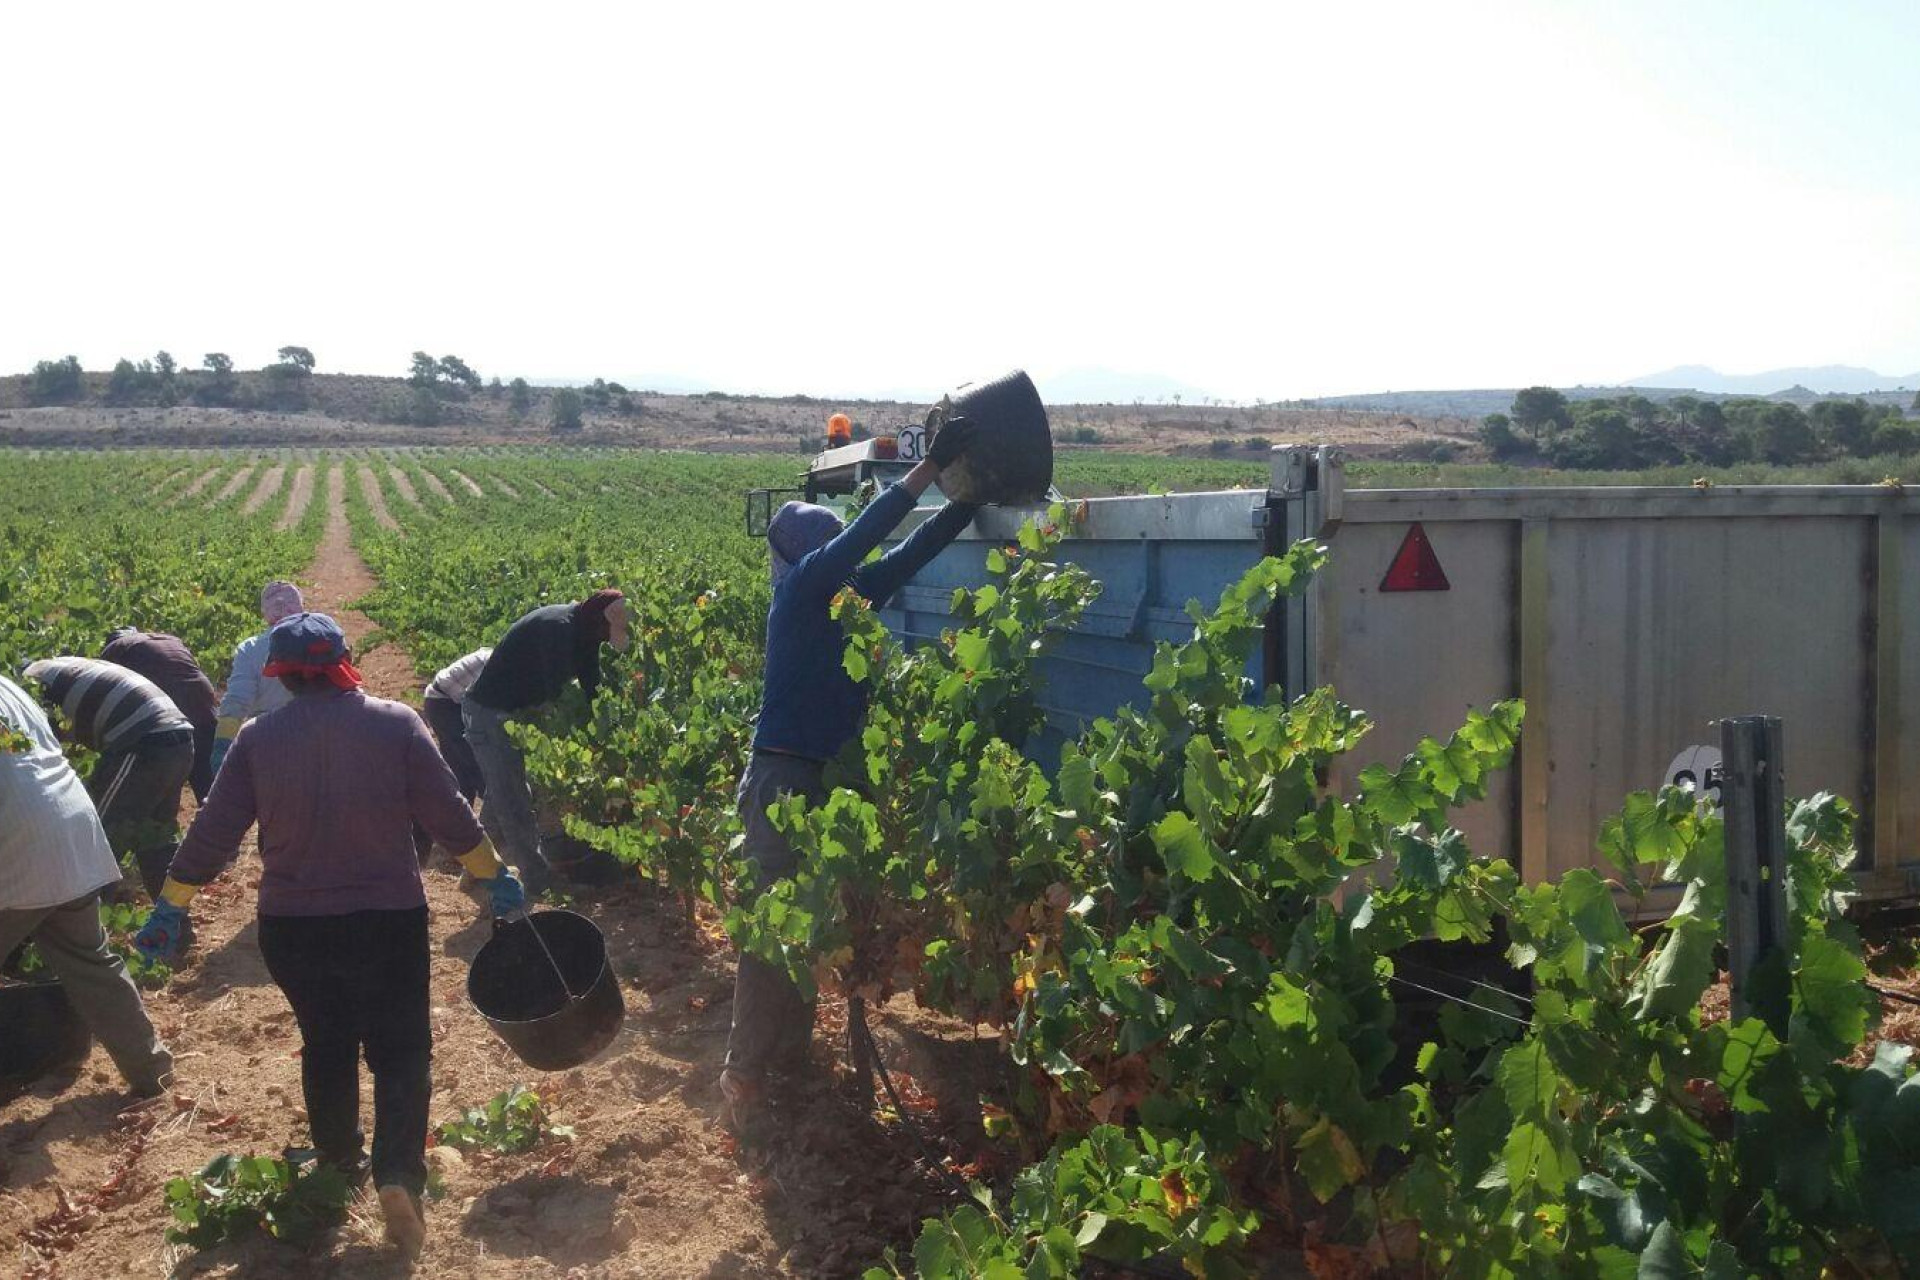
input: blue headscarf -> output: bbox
[767,501,844,587]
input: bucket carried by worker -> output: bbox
[468,909,625,1072]
[926,370,1053,505]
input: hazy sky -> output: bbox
[6,0,1917,401]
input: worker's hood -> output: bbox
[767,501,843,587]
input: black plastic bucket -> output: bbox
[0,976,93,1090]
[468,910,624,1072]
[929,370,1053,505]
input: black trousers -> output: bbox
[257,907,431,1196]
[423,695,485,802]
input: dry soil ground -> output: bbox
[2,468,1002,1279]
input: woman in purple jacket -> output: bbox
[136,613,525,1262]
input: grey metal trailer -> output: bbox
[872,446,1919,900]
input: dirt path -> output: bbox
[171,466,221,505]
[489,476,519,500]
[276,465,316,531]
[418,470,454,503]
[241,465,287,515]
[526,479,556,499]
[211,465,256,506]
[147,467,188,498]
[387,467,419,507]
[358,465,400,532]
[448,470,486,499]
[4,459,976,1278]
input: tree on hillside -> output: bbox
[1510,386,1572,439]
[154,350,177,381]
[508,377,532,417]
[195,352,239,407]
[550,387,584,432]
[1479,411,1534,461]
[408,351,439,388]
[1810,399,1874,459]
[438,355,481,392]
[277,346,316,373]
[105,358,148,405]
[26,356,84,406]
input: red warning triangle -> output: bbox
[1381,523,1450,592]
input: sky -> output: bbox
[4,0,1917,402]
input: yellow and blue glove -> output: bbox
[209,717,242,776]
[134,879,198,962]
[458,837,527,916]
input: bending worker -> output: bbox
[210,579,305,776]
[23,655,196,903]
[136,613,525,1262]
[422,646,491,804]
[101,625,220,802]
[463,591,629,891]
[720,418,980,1125]
[0,673,173,1099]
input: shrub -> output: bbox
[1072,426,1101,444]
[1243,435,1273,451]
[1480,412,1536,462]
[508,377,532,417]
[1873,420,1920,456]
[26,356,84,406]
[1207,438,1234,454]
[551,388,584,432]
[409,385,443,426]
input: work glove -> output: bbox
[928,416,979,469]
[488,869,528,917]
[134,889,194,963]
[210,717,241,775]
[456,836,526,915]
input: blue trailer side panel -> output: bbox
[881,493,1272,765]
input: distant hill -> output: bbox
[1624,364,1920,396]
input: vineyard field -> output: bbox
[5,448,1920,1279]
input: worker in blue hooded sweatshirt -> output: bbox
[720,418,980,1125]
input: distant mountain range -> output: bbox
[1623,364,1920,396]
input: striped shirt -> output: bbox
[426,647,493,704]
[0,675,119,911]
[23,657,192,753]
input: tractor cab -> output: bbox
[744,420,939,537]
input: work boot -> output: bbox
[718,1068,761,1133]
[378,1184,426,1262]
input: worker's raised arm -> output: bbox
[790,482,921,596]
[854,498,981,608]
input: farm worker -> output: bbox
[134,612,525,1261]
[100,625,220,802]
[719,418,981,1125]
[22,656,196,903]
[462,590,630,891]
[422,646,491,803]
[0,674,174,1098]
[209,579,305,777]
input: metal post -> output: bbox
[1722,715,1789,1031]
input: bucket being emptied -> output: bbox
[468,909,625,1072]
[927,370,1053,505]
